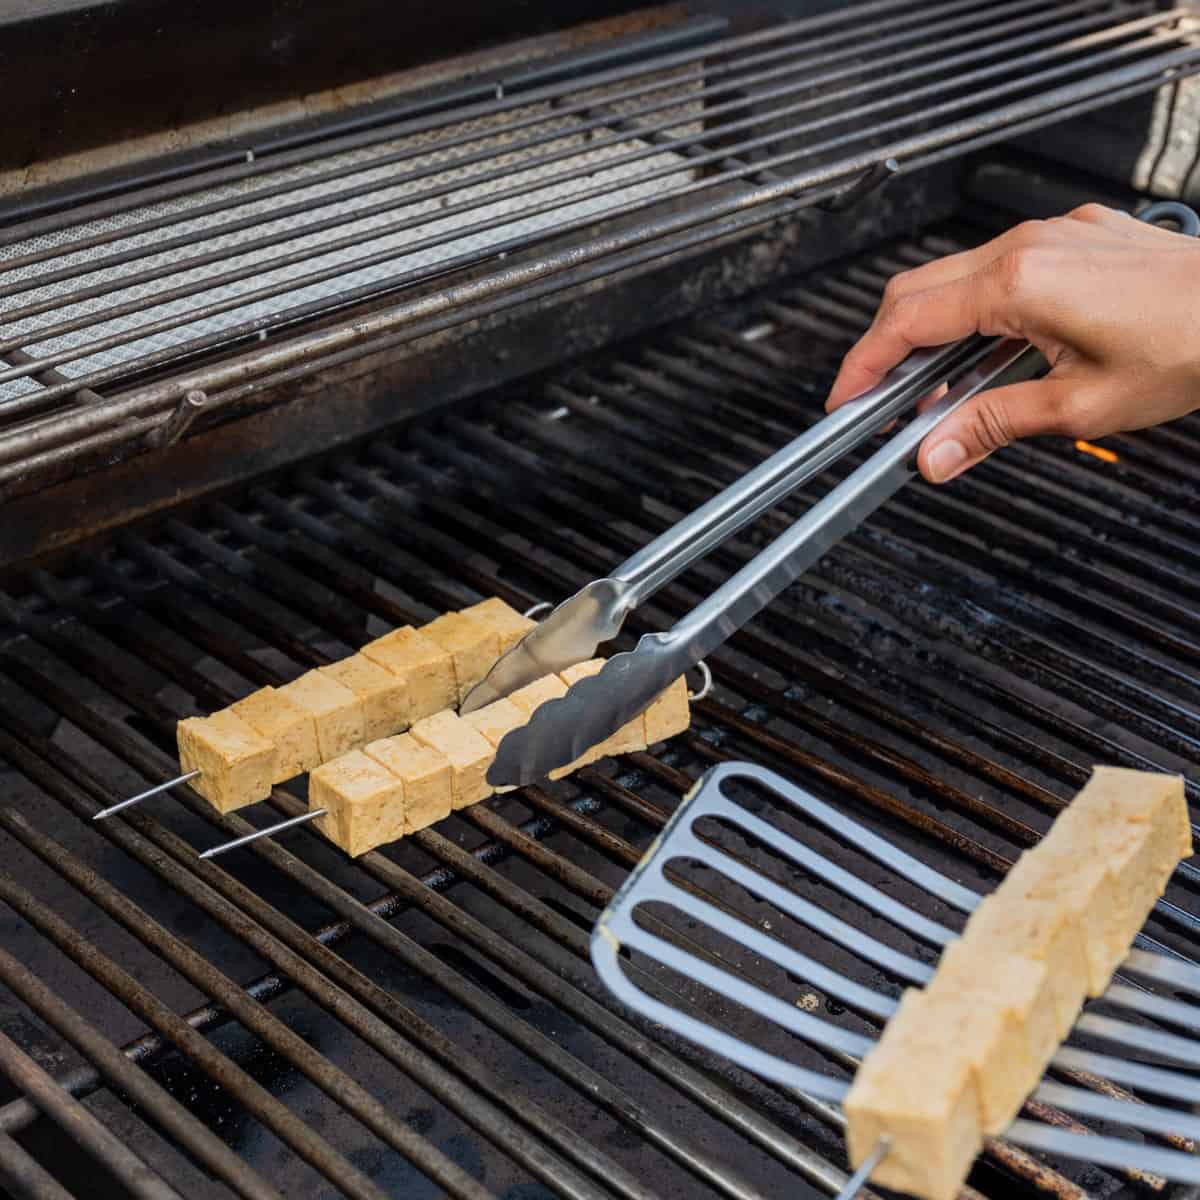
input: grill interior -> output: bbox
[1,195,1198,1199]
[2,0,1198,498]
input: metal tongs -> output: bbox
[470,200,1200,788]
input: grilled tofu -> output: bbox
[844,988,982,1200]
[644,675,691,745]
[320,653,408,742]
[845,767,1191,1200]
[460,597,536,653]
[410,710,493,809]
[310,749,406,857]
[360,625,456,723]
[177,709,276,813]
[423,611,502,705]
[232,686,320,782]
[924,940,1057,1134]
[364,734,453,832]
[279,670,364,760]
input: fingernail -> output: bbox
[926,439,968,483]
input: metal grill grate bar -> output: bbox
[0,0,1196,491]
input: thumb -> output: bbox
[917,377,1074,483]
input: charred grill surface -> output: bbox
[0,210,1198,1199]
[0,0,1197,503]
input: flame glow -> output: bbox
[1074,440,1119,463]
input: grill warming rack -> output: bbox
[2,215,1200,1199]
[593,761,1200,1190]
[1,0,1198,493]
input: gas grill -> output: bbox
[3,2,1200,1198]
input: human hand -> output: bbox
[824,204,1200,482]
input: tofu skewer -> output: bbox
[308,663,689,857]
[202,665,692,860]
[844,768,1192,1200]
[94,599,536,820]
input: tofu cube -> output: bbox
[232,686,320,782]
[422,612,502,704]
[1006,846,1119,998]
[310,749,406,857]
[410,711,494,809]
[1018,768,1191,994]
[1073,768,1191,977]
[279,670,364,760]
[460,597,537,652]
[845,988,982,1200]
[462,697,527,748]
[462,698,526,793]
[927,939,1055,1134]
[644,676,690,745]
[508,673,568,716]
[364,734,453,832]
[177,710,276,813]
[320,654,407,742]
[1080,767,1191,858]
[360,626,456,724]
[963,891,1087,1039]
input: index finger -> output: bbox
[825,272,995,411]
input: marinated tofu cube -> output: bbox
[232,686,320,782]
[462,697,529,792]
[361,625,456,723]
[461,597,537,652]
[644,676,690,745]
[845,988,982,1200]
[422,612,502,704]
[1069,768,1190,980]
[927,940,1055,1133]
[320,654,407,742]
[177,710,276,813]
[410,711,493,809]
[1005,846,1119,998]
[508,673,568,716]
[963,891,1087,1039]
[558,660,605,689]
[310,749,406,857]
[279,670,364,760]
[364,734,453,831]
[462,697,527,748]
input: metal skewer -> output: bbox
[834,1138,889,1200]
[92,769,200,820]
[198,809,326,860]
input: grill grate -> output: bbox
[1,0,1199,491]
[1,210,1199,1199]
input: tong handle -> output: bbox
[624,201,1200,625]
[611,333,997,608]
[665,339,1038,665]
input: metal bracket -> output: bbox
[145,390,208,450]
[817,158,899,213]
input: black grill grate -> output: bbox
[1,0,1199,493]
[0,211,1197,1199]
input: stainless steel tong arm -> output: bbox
[605,334,994,606]
[460,333,994,712]
[488,338,1036,785]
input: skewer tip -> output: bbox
[92,769,201,820]
[197,808,325,860]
